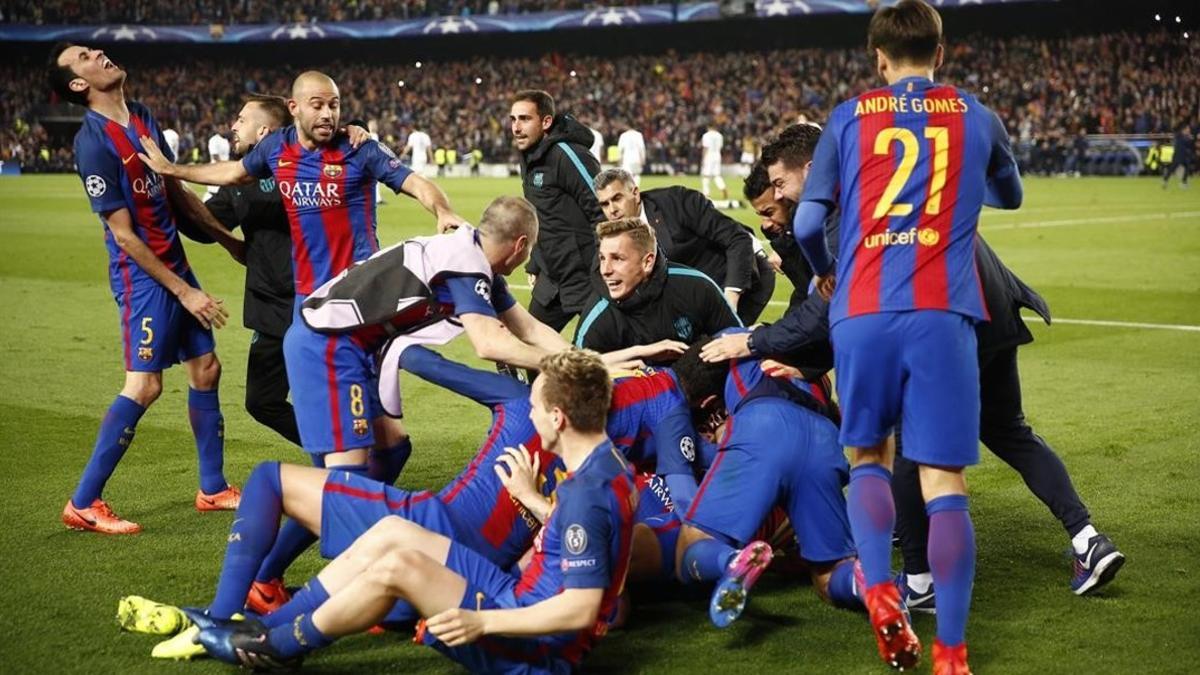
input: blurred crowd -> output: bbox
[0,0,657,24]
[2,30,1195,175]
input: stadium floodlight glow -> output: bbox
[397,80,405,88]
[1176,16,1181,23]
[570,70,578,77]
[416,61,423,68]
[475,77,483,84]
[1155,13,1160,21]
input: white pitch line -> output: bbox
[508,284,1199,333]
[980,210,1200,231]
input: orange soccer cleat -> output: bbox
[865,581,922,671]
[62,498,142,535]
[246,578,291,615]
[933,639,973,675]
[195,485,242,512]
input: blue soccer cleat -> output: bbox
[197,625,301,670]
[708,540,773,628]
[896,573,936,615]
[1071,533,1125,595]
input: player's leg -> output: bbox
[890,444,936,612]
[244,331,301,446]
[183,350,236,507]
[701,175,712,197]
[369,413,412,485]
[714,174,728,199]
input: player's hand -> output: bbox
[761,359,804,381]
[436,210,469,234]
[637,339,688,362]
[426,608,486,647]
[344,124,371,148]
[608,359,646,374]
[137,135,176,177]
[494,445,540,502]
[700,332,751,363]
[178,287,229,330]
[814,273,836,301]
[767,250,784,275]
[724,289,742,311]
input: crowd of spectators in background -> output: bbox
[2,30,1195,175]
[0,0,656,24]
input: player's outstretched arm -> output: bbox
[426,588,603,646]
[137,135,251,187]
[399,344,528,408]
[399,173,467,233]
[164,178,245,264]
[103,208,229,330]
[599,339,689,366]
[459,312,553,370]
[498,302,571,353]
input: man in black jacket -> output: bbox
[743,161,810,314]
[573,218,741,362]
[593,168,775,325]
[703,127,1125,599]
[510,90,604,331]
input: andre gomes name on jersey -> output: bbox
[278,178,342,208]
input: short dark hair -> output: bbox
[743,162,771,201]
[244,94,291,128]
[672,337,729,408]
[512,89,555,119]
[867,0,943,66]
[47,42,88,106]
[760,122,823,171]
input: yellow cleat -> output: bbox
[151,625,205,660]
[116,596,188,636]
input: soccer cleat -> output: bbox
[197,625,302,670]
[151,625,205,661]
[247,578,291,616]
[1071,533,1125,595]
[896,573,937,615]
[708,540,773,628]
[932,639,973,675]
[62,498,141,534]
[195,485,242,512]
[117,596,188,635]
[865,582,922,670]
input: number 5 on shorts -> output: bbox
[140,317,154,345]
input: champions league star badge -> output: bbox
[565,524,588,555]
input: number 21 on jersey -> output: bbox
[872,126,949,219]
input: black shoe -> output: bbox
[1071,533,1125,595]
[197,624,302,670]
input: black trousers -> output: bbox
[737,255,777,326]
[892,345,1091,573]
[529,292,580,333]
[245,331,302,446]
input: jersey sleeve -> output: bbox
[652,407,700,478]
[240,131,279,179]
[555,485,615,589]
[443,274,498,318]
[490,274,517,314]
[799,116,841,206]
[74,133,127,215]
[399,344,528,407]
[359,139,413,193]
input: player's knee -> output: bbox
[371,549,428,595]
[123,374,163,406]
[191,355,222,389]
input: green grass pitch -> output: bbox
[0,173,1198,673]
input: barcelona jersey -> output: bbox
[802,76,1018,325]
[241,126,413,295]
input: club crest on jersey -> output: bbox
[85,175,107,197]
[323,164,343,179]
[680,436,696,462]
[565,524,588,555]
[673,316,694,341]
[532,171,544,188]
[918,228,940,247]
[352,418,369,437]
[138,346,154,362]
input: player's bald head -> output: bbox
[479,196,539,244]
[291,70,338,99]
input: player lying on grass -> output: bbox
[670,337,868,627]
[158,350,635,672]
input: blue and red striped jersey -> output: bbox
[73,101,189,294]
[436,398,563,567]
[802,76,1018,325]
[606,369,698,478]
[513,440,636,665]
[241,127,412,295]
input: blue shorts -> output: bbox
[319,471,456,560]
[685,400,855,564]
[639,513,682,581]
[421,544,572,674]
[114,268,214,372]
[832,310,980,467]
[284,305,382,455]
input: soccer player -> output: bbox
[670,339,863,627]
[400,123,433,176]
[617,122,646,185]
[590,125,605,162]
[161,127,179,164]
[49,42,240,534]
[205,123,230,200]
[788,2,1023,671]
[700,123,729,201]
[196,350,636,673]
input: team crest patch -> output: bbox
[388,158,402,169]
[680,436,696,462]
[565,524,588,555]
[323,164,343,179]
[138,346,153,362]
[259,178,276,193]
[532,172,544,188]
[352,418,369,437]
[85,175,107,197]
[918,228,940,247]
[474,278,491,302]
[673,316,694,341]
